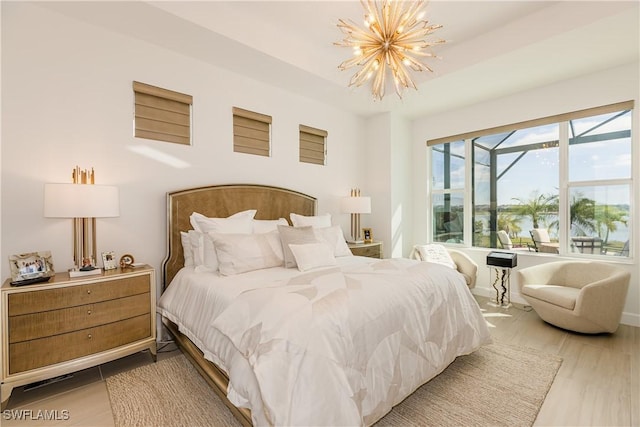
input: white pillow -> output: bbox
[188,230,219,272]
[288,243,337,272]
[290,213,331,228]
[180,231,194,267]
[277,225,319,268]
[314,225,352,257]
[189,210,256,234]
[415,244,457,270]
[210,231,284,276]
[253,218,288,234]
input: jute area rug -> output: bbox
[106,342,562,427]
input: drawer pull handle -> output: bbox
[87,290,91,295]
[87,334,93,340]
[87,310,92,315]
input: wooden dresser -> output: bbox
[348,241,383,258]
[0,266,156,410]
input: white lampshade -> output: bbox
[44,183,119,218]
[341,196,371,214]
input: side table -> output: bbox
[486,251,518,308]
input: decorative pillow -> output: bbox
[253,218,288,234]
[277,225,319,268]
[189,210,256,234]
[314,225,352,257]
[180,231,194,267]
[415,244,457,270]
[290,213,331,228]
[288,242,337,272]
[188,230,219,273]
[209,231,284,276]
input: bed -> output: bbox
[158,184,491,427]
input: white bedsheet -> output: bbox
[158,256,491,426]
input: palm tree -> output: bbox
[595,205,628,245]
[569,193,597,236]
[512,191,558,229]
[498,212,522,238]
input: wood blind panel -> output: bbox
[135,118,189,138]
[299,125,328,137]
[300,155,324,165]
[300,132,324,145]
[299,127,326,165]
[232,107,272,124]
[133,81,192,145]
[135,93,190,115]
[135,130,190,145]
[133,81,192,104]
[135,105,190,127]
[427,100,635,146]
[234,145,270,157]
[232,107,271,157]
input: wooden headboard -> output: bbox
[162,184,317,288]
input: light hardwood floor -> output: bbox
[3,296,639,426]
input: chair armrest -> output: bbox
[448,249,477,288]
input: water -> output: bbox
[477,214,629,243]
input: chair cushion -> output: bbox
[522,284,579,310]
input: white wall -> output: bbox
[1,3,367,286]
[411,63,640,326]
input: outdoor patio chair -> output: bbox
[497,230,513,249]
[529,228,558,253]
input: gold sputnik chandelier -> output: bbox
[335,0,445,100]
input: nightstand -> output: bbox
[348,241,383,258]
[0,266,156,410]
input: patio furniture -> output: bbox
[529,228,558,253]
[516,261,630,333]
[497,230,513,249]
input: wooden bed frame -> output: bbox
[161,184,317,426]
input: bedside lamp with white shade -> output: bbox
[341,188,371,244]
[44,168,119,274]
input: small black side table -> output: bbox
[486,251,518,308]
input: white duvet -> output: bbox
[158,256,491,426]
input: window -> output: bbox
[133,81,192,145]
[431,140,465,243]
[232,107,272,156]
[428,101,633,258]
[299,125,327,165]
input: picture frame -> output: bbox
[9,251,55,285]
[101,251,118,270]
[362,228,373,244]
[119,253,135,268]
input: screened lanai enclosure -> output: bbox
[430,102,632,258]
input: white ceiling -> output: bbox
[41,1,639,118]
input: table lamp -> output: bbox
[44,167,119,274]
[341,188,371,244]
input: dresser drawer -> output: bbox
[9,293,150,343]
[7,275,150,316]
[349,242,383,258]
[8,313,151,374]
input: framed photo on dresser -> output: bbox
[9,251,55,285]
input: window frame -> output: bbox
[427,101,634,259]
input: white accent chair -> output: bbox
[516,261,630,333]
[410,245,478,289]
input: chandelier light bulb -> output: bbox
[335,0,445,101]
